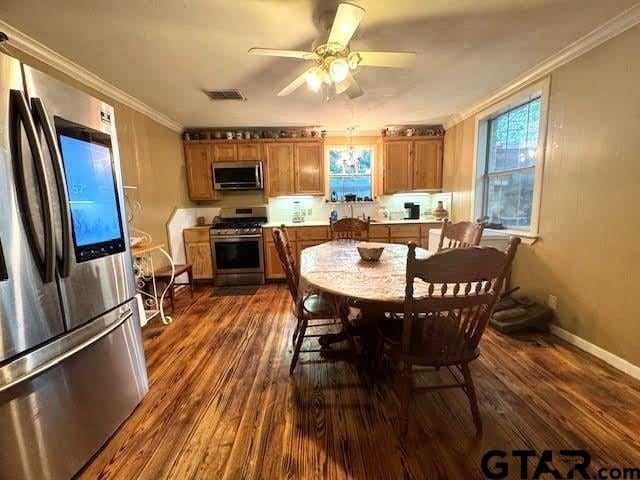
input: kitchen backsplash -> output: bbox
[266,192,453,223]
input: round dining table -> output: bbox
[299,240,432,306]
[299,240,433,353]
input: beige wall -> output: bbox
[443,25,640,366]
[6,46,192,253]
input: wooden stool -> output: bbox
[154,264,193,313]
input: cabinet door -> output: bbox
[265,143,294,196]
[294,143,324,194]
[264,241,287,279]
[237,143,262,161]
[185,144,217,200]
[383,141,412,193]
[412,140,443,190]
[185,241,214,280]
[213,144,237,162]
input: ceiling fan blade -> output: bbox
[248,48,316,60]
[358,51,416,68]
[327,3,365,51]
[334,71,363,99]
[277,67,315,96]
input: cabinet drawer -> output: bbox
[369,224,389,239]
[295,226,329,241]
[390,237,421,246]
[389,224,421,238]
[263,227,296,243]
[370,237,389,244]
[184,228,211,243]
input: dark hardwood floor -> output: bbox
[78,284,640,479]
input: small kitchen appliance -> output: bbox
[404,202,420,220]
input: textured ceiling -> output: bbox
[1,0,637,130]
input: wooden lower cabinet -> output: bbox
[184,228,214,280]
[264,241,287,280]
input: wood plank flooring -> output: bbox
[78,284,640,479]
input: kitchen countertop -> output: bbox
[262,218,443,228]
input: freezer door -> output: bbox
[0,52,66,363]
[0,298,148,480]
[23,65,136,330]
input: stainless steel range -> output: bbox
[210,207,268,286]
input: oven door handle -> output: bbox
[211,234,263,242]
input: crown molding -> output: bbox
[0,20,183,132]
[444,4,640,129]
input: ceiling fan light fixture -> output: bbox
[329,58,349,83]
[306,67,323,92]
[347,52,362,70]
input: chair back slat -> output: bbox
[272,225,298,302]
[402,238,520,365]
[437,219,485,251]
[330,217,370,240]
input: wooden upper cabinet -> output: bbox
[265,143,294,196]
[237,143,262,161]
[185,144,219,200]
[213,144,237,162]
[294,142,324,195]
[412,139,443,190]
[383,141,412,194]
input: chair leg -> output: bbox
[339,305,358,356]
[188,267,194,298]
[292,318,301,346]
[290,318,307,375]
[461,362,482,433]
[398,363,412,435]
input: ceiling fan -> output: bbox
[248,2,416,99]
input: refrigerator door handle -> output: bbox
[31,97,72,278]
[0,308,133,393]
[0,237,7,281]
[9,89,55,284]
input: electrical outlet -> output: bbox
[547,294,558,311]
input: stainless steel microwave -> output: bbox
[212,161,264,191]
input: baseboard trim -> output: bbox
[550,325,640,381]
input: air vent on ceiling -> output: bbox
[204,89,246,101]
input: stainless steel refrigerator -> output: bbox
[0,51,148,480]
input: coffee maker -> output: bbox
[404,202,420,220]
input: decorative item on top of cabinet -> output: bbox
[183,228,214,280]
[382,136,443,194]
[184,144,221,201]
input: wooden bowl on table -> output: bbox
[357,242,385,261]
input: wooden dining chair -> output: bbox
[437,219,485,251]
[272,225,339,374]
[330,217,370,241]
[378,237,520,433]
